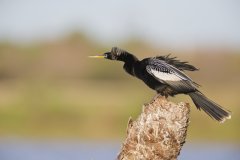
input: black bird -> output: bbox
[89,47,231,122]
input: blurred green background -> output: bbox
[0,0,240,148]
[0,33,239,143]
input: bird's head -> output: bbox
[89,47,129,61]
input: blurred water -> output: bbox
[0,139,239,160]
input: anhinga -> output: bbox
[89,47,231,122]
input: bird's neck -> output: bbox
[120,53,139,76]
[117,53,138,63]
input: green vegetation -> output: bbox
[0,34,239,142]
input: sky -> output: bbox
[0,0,240,48]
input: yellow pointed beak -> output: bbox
[88,55,105,58]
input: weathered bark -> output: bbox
[118,95,190,160]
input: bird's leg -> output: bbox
[151,93,161,102]
[144,93,160,106]
[151,92,168,102]
[151,85,169,101]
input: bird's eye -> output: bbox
[104,53,108,58]
[104,52,112,59]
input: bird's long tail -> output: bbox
[188,91,231,122]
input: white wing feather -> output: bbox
[149,68,182,81]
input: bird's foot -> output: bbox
[151,94,167,102]
[151,92,169,102]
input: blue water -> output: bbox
[0,139,239,160]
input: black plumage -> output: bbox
[90,47,231,122]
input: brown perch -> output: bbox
[118,95,190,160]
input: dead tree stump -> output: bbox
[118,95,190,160]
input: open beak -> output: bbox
[88,55,105,58]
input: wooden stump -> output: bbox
[118,95,190,160]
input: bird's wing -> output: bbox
[155,54,198,71]
[146,58,197,92]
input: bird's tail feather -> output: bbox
[188,91,231,122]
